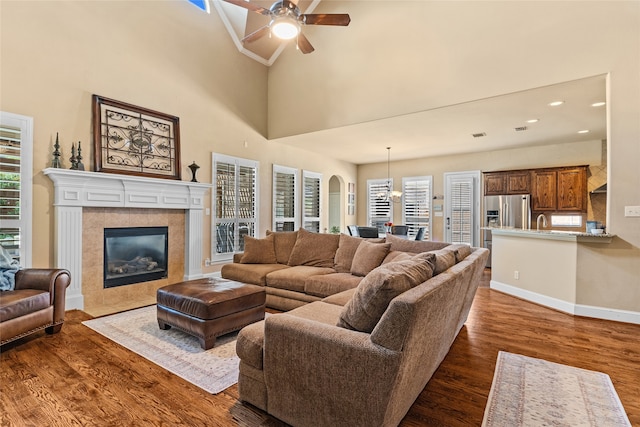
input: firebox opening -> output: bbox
[104,226,168,288]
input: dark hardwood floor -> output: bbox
[2,269,639,426]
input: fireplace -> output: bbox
[104,226,168,288]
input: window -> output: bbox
[0,112,33,267]
[302,170,322,233]
[367,178,392,233]
[402,176,432,240]
[187,0,210,13]
[273,165,299,231]
[212,154,258,261]
[551,215,582,227]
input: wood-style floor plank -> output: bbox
[2,270,639,426]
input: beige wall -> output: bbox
[0,1,357,275]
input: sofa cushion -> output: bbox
[0,289,50,322]
[427,248,457,275]
[287,228,339,268]
[384,233,450,253]
[334,234,385,273]
[266,230,299,265]
[240,234,277,264]
[350,241,391,277]
[337,253,436,333]
[221,263,289,286]
[448,243,472,262]
[381,251,413,265]
[267,265,336,293]
[304,273,363,298]
[321,288,357,306]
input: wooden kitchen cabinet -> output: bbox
[484,173,506,195]
[506,170,531,194]
[557,167,587,211]
[484,170,531,195]
[531,166,587,212]
[532,170,557,210]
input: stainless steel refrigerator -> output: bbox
[483,194,531,267]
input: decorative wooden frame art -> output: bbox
[93,95,181,180]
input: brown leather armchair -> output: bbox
[0,269,71,346]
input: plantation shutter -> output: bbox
[273,165,298,231]
[449,179,473,245]
[303,171,321,233]
[0,123,25,263]
[367,179,392,233]
[402,176,432,240]
[212,154,258,261]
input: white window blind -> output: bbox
[449,179,473,245]
[273,165,298,231]
[402,176,432,240]
[212,154,258,261]
[367,179,392,233]
[0,112,33,267]
[302,170,321,233]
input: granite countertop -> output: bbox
[483,227,614,243]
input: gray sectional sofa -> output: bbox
[222,229,489,427]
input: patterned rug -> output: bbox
[482,351,631,427]
[82,305,241,394]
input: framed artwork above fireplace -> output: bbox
[92,95,181,180]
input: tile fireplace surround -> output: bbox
[44,168,211,315]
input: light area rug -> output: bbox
[82,305,242,394]
[482,351,631,427]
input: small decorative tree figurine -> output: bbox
[69,142,78,170]
[51,132,62,168]
[76,141,85,171]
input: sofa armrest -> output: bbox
[263,314,402,427]
[14,269,71,322]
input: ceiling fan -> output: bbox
[222,0,351,54]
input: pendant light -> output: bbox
[381,147,402,203]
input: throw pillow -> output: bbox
[448,244,472,262]
[334,234,364,273]
[266,230,298,264]
[384,233,450,253]
[350,241,391,277]
[287,228,340,268]
[337,254,435,333]
[427,247,457,274]
[240,234,277,264]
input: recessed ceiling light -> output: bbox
[578,130,590,134]
[472,132,487,138]
[526,119,539,123]
[591,101,606,107]
[548,101,565,106]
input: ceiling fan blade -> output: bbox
[301,14,351,26]
[222,0,271,16]
[297,32,314,54]
[242,25,270,44]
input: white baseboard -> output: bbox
[490,280,640,325]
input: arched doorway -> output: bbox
[328,175,343,233]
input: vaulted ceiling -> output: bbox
[213,1,611,165]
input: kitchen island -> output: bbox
[487,228,637,324]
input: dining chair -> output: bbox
[356,226,379,238]
[414,227,426,241]
[347,225,359,237]
[391,225,409,236]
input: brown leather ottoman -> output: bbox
[156,278,265,350]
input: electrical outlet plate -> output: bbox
[624,206,640,217]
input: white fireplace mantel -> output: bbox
[44,168,211,310]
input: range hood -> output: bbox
[591,183,607,194]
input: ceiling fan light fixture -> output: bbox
[271,18,299,39]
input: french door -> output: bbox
[444,171,481,246]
